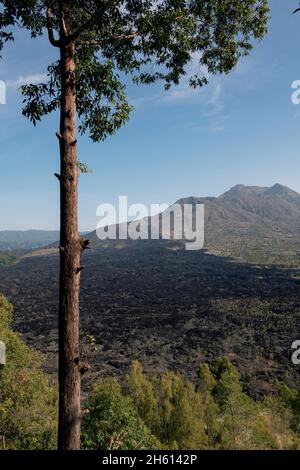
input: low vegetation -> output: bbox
[0,253,17,267]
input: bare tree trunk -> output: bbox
[57,35,82,450]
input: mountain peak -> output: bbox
[219,184,299,199]
[264,183,297,196]
[219,184,266,199]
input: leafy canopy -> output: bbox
[0,0,269,140]
[0,4,14,52]
[126,359,300,450]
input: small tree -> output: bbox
[126,360,159,428]
[0,0,269,449]
[81,379,160,450]
[196,363,220,447]
[127,361,208,449]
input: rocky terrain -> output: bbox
[0,240,300,396]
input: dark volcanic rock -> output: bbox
[0,240,300,396]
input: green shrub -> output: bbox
[0,295,57,449]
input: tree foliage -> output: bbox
[196,363,220,447]
[81,378,160,450]
[0,295,57,450]
[0,4,14,52]
[126,360,208,449]
[125,359,300,450]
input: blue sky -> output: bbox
[0,0,300,231]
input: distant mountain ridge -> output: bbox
[0,230,60,251]
[4,184,300,265]
[175,183,300,264]
[86,183,300,265]
[204,183,300,263]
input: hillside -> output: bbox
[28,183,300,266]
[201,183,300,264]
[84,183,300,266]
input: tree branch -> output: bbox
[60,9,69,38]
[78,31,140,47]
[70,0,115,41]
[73,8,184,47]
[46,6,60,47]
[76,12,185,47]
[70,13,99,42]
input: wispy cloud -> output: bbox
[6,73,47,88]
[130,72,226,134]
[203,81,223,116]
[158,82,202,103]
[156,76,224,122]
[132,52,224,119]
[157,53,209,104]
[179,110,230,134]
[131,52,274,137]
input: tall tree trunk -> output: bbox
[57,36,82,450]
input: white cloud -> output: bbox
[149,51,224,114]
[158,76,223,118]
[157,53,209,104]
[6,73,47,88]
[204,81,223,115]
[158,86,200,103]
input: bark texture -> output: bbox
[57,32,82,450]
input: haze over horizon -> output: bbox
[0,182,298,232]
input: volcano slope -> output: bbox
[0,238,299,397]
